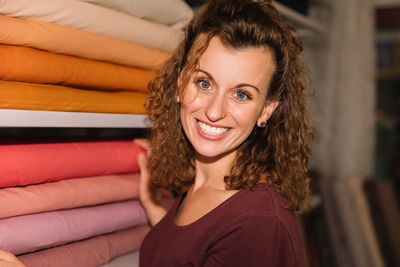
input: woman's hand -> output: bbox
[133,139,167,226]
[134,139,153,204]
[0,249,25,267]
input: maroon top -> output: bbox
[139,183,306,267]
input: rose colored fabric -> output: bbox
[0,15,170,69]
[0,45,155,92]
[18,225,149,267]
[82,0,193,26]
[0,200,147,255]
[0,140,144,188]
[0,173,140,219]
[0,0,183,52]
[0,80,147,114]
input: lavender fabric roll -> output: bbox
[19,225,149,267]
[0,200,147,255]
[0,140,144,188]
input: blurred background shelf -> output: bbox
[273,1,325,35]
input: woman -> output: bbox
[138,0,312,266]
[0,0,312,266]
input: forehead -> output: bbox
[197,37,275,93]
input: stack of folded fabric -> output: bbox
[0,140,149,267]
[0,0,192,114]
[0,1,193,265]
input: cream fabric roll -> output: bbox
[82,0,193,27]
[0,0,183,52]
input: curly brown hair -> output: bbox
[145,0,314,212]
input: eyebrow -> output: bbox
[194,69,261,93]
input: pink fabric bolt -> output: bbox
[0,173,140,219]
[18,225,150,267]
[0,200,147,255]
[0,140,144,188]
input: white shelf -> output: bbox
[273,1,325,35]
[0,109,150,128]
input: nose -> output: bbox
[205,92,226,122]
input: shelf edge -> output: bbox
[0,109,151,128]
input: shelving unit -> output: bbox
[0,109,150,128]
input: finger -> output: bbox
[133,139,151,151]
[137,153,151,188]
[0,249,16,262]
[0,249,24,266]
[137,153,148,175]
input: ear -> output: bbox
[257,100,279,126]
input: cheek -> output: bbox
[230,105,261,127]
[181,83,199,103]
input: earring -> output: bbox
[259,122,266,128]
[176,96,180,103]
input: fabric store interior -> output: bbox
[0,0,399,266]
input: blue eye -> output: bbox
[234,90,250,100]
[197,79,211,90]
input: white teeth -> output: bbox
[197,121,229,136]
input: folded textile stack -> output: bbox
[0,0,191,114]
[0,1,193,265]
[0,140,149,267]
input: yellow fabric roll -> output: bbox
[0,80,147,114]
[0,15,170,69]
[0,45,155,92]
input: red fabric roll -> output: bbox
[0,140,145,188]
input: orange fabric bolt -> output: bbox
[0,45,156,92]
[0,15,171,69]
[0,80,147,114]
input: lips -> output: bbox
[197,120,230,136]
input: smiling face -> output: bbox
[179,37,278,161]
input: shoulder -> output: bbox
[213,183,306,265]
[206,210,305,266]
[228,182,295,225]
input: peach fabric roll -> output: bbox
[0,0,183,52]
[0,45,155,92]
[0,173,140,219]
[0,15,170,69]
[0,80,147,114]
[0,200,147,255]
[18,225,150,267]
[0,140,144,188]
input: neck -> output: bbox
[191,150,237,192]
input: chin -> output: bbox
[193,144,237,162]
